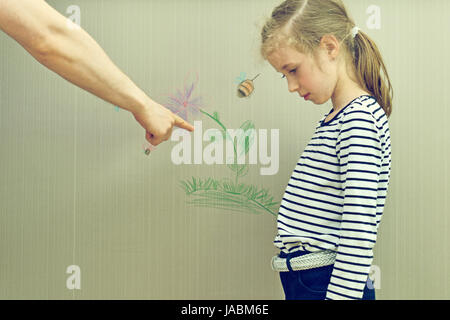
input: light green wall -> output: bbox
[0,0,449,299]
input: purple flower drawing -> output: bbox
[163,71,204,121]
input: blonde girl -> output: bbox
[260,0,392,300]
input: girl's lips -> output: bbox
[304,93,310,100]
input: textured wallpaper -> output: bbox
[0,0,449,299]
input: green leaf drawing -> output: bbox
[237,120,255,157]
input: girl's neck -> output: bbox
[331,78,370,112]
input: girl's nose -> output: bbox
[288,81,299,93]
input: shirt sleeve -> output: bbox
[325,107,382,300]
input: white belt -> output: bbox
[271,250,337,272]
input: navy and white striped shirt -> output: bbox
[274,95,392,300]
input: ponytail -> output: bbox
[353,30,393,118]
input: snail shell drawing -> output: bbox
[237,73,260,98]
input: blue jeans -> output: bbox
[278,250,375,300]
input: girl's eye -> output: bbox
[281,69,296,79]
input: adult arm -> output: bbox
[0,0,193,145]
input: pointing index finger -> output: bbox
[173,113,194,132]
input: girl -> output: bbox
[260,0,393,300]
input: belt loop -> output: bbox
[286,253,294,272]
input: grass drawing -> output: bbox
[179,177,279,216]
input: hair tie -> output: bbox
[351,26,360,39]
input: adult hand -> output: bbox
[132,100,194,147]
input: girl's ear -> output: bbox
[320,34,340,59]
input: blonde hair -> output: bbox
[260,0,393,118]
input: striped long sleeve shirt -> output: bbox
[274,95,392,300]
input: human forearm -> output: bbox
[34,18,150,113]
[0,0,150,113]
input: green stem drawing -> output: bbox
[200,109,241,184]
[199,109,238,161]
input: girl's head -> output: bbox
[260,0,393,118]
